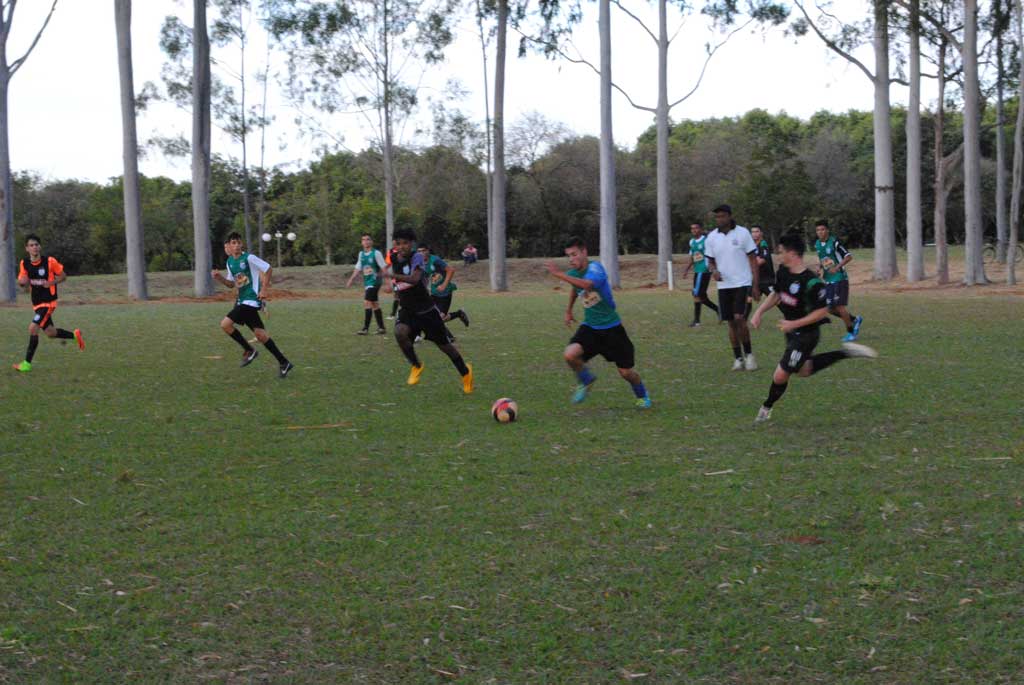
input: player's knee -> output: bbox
[254,329,269,343]
[27,323,37,335]
[219,318,235,333]
[563,345,582,364]
[797,362,813,377]
[773,367,790,384]
[43,327,57,338]
[617,367,637,382]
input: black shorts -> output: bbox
[825,280,850,307]
[227,304,265,330]
[692,272,712,299]
[717,286,751,321]
[432,293,453,314]
[780,328,821,373]
[398,306,453,345]
[31,304,57,329]
[756,281,773,297]
[364,284,381,303]
[569,324,636,369]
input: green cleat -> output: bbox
[635,396,652,409]
[12,361,31,372]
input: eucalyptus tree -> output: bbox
[193,0,214,296]
[268,0,456,249]
[993,0,1010,264]
[903,0,924,282]
[114,0,148,299]
[1009,0,1023,285]
[0,0,58,302]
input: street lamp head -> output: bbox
[286,232,297,242]
[274,231,283,239]
[261,233,272,242]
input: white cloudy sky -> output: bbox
[7,0,914,183]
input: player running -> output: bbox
[12,234,85,372]
[814,220,863,341]
[385,238,400,320]
[345,233,388,335]
[750,232,877,423]
[705,204,759,371]
[681,222,719,327]
[212,232,294,378]
[545,237,651,408]
[390,228,473,393]
[417,244,469,327]
[749,225,775,317]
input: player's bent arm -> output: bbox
[53,272,67,286]
[747,253,759,295]
[440,264,455,291]
[212,271,235,288]
[555,272,595,291]
[392,266,423,284]
[750,293,779,328]
[787,306,830,329]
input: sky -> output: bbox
[6,0,913,184]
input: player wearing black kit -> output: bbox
[749,232,877,423]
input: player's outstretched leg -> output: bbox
[756,366,790,423]
[395,323,424,385]
[221,316,258,367]
[618,367,651,409]
[14,326,39,372]
[437,342,473,394]
[564,343,596,404]
[253,328,292,378]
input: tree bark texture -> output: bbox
[655,0,671,284]
[905,0,923,282]
[192,0,214,296]
[962,0,987,284]
[599,0,620,286]
[1009,0,1023,284]
[872,0,898,280]
[489,0,508,291]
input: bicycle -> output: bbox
[982,242,1024,264]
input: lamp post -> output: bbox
[262,231,297,268]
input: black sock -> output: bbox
[448,351,470,376]
[263,338,289,365]
[391,300,400,316]
[809,350,846,376]
[398,336,420,367]
[846,321,855,333]
[374,309,384,329]
[693,302,701,323]
[742,339,752,355]
[55,329,74,340]
[229,329,254,352]
[26,335,39,362]
[765,381,788,408]
[362,308,372,330]
[704,299,719,314]
[732,346,742,360]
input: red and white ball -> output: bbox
[491,397,519,423]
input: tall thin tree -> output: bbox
[905,0,924,282]
[598,0,619,286]
[490,0,508,291]
[994,0,1010,263]
[0,0,59,302]
[193,0,214,296]
[961,0,986,284]
[1009,0,1023,285]
[115,0,148,299]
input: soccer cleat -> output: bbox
[12,361,31,372]
[74,329,85,350]
[755,405,772,423]
[356,329,369,336]
[407,363,424,386]
[731,357,745,371]
[635,396,652,409]
[842,331,857,342]
[376,327,387,335]
[688,321,701,328]
[240,349,259,367]
[278,361,294,378]
[462,363,474,394]
[413,334,424,344]
[744,353,758,371]
[852,315,864,336]
[841,342,878,359]
[572,379,596,404]
[457,310,470,327]
[386,315,395,320]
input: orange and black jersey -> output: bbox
[19,256,64,306]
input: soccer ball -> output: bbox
[491,397,519,423]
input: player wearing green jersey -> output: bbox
[814,220,863,341]
[681,222,719,327]
[750,232,876,423]
[345,234,388,335]
[417,244,469,327]
[545,237,651,408]
[212,232,294,378]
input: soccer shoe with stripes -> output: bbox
[572,380,596,404]
[240,349,259,367]
[852,315,864,336]
[635,396,652,409]
[462,363,474,394]
[755,406,772,423]
[279,361,294,378]
[12,361,31,372]
[407,364,424,386]
[74,329,85,350]
[841,342,878,359]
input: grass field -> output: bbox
[1,271,1023,682]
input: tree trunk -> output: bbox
[1009,0,1023,285]
[598,0,619,286]
[475,0,493,255]
[489,0,508,291]
[905,0,923,282]
[933,40,949,284]
[0,62,14,302]
[655,0,671,284]
[239,4,252,251]
[962,0,987,285]
[382,0,396,247]
[872,0,898,280]
[257,39,270,260]
[996,0,1009,263]
[115,0,148,300]
[192,0,213,296]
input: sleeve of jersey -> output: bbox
[703,236,715,259]
[742,230,757,254]
[49,257,64,276]
[584,262,607,290]
[248,254,272,274]
[17,260,27,279]
[835,241,850,260]
[353,255,362,271]
[435,258,448,271]
[808,281,827,309]
[375,250,387,269]
[411,252,425,271]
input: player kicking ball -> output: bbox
[390,228,473,394]
[12,234,85,372]
[546,237,651,409]
[212,232,294,378]
[750,233,876,423]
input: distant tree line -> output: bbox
[9,106,1001,276]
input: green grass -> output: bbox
[1,288,1022,683]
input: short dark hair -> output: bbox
[225,231,243,242]
[417,243,431,251]
[690,222,703,228]
[751,225,762,231]
[815,219,830,229]
[778,232,806,256]
[564,236,587,250]
[393,228,417,242]
[361,233,373,240]
[712,204,732,215]
[24,234,41,245]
